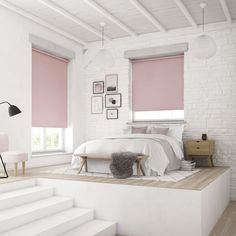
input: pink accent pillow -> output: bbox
[131,126,148,134]
[150,127,169,135]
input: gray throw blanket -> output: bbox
[110,152,140,179]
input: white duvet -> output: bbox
[72,134,184,176]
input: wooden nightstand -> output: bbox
[185,140,214,167]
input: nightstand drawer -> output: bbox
[186,146,210,155]
[187,140,210,149]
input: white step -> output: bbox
[0,196,73,233]
[63,220,116,236]
[0,186,54,210]
[2,208,94,236]
[0,179,36,193]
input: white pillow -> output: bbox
[167,125,184,143]
[123,127,131,134]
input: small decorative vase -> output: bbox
[202,134,207,141]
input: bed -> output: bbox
[72,131,184,176]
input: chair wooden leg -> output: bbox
[22,162,25,175]
[14,163,18,176]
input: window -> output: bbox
[132,55,184,121]
[32,127,64,153]
[32,49,68,154]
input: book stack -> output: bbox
[181,160,196,171]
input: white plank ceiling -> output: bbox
[1,0,235,45]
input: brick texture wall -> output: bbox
[84,22,236,199]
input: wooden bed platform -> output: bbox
[0,165,230,236]
[0,165,228,191]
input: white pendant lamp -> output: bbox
[191,3,217,60]
[89,22,114,69]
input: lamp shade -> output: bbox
[191,34,217,59]
[8,105,21,117]
[91,49,114,70]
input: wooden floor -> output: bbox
[0,164,229,191]
[210,201,236,236]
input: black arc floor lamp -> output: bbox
[0,101,22,178]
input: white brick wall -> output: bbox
[84,22,236,200]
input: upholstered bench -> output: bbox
[2,152,28,176]
[74,153,146,177]
[0,133,28,176]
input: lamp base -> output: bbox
[0,155,8,178]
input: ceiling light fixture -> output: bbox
[88,22,114,70]
[191,3,217,60]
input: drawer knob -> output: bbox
[196,147,200,149]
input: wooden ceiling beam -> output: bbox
[39,0,110,40]
[0,0,86,45]
[129,0,166,32]
[84,0,137,36]
[219,0,232,24]
[174,0,197,28]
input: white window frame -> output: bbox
[32,127,65,154]
[133,110,184,122]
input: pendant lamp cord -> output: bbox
[202,6,205,32]
[101,24,104,48]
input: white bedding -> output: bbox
[72,134,184,176]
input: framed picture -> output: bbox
[105,74,118,93]
[106,109,118,120]
[105,93,122,108]
[91,96,103,114]
[93,81,104,94]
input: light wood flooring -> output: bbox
[0,164,229,190]
[210,201,236,236]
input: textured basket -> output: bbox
[181,160,196,171]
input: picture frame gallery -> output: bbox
[91,75,121,118]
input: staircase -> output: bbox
[0,179,116,236]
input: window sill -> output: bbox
[32,152,73,158]
[129,120,186,124]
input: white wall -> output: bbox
[0,6,85,167]
[37,169,230,236]
[84,22,236,199]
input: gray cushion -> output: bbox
[150,127,169,135]
[131,126,148,134]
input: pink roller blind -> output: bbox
[32,49,68,128]
[132,55,184,112]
